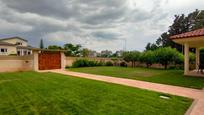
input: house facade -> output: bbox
[0,37,33,56]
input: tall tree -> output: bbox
[145,43,158,51]
[39,39,44,49]
[64,43,82,56]
[146,9,204,52]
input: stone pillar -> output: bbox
[33,51,39,71]
[61,52,66,70]
[184,43,189,75]
[196,48,200,70]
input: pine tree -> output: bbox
[39,39,44,49]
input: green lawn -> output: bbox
[69,66,204,89]
[0,72,192,115]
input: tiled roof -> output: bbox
[170,28,204,39]
[0,36,28,42]
[0,41,15,46]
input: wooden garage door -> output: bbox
[39,51,61,70]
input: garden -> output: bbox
[0,72,192,114]
[68,47,204,89]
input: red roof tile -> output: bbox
[170,28,204,39]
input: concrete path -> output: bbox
[47,70,204,115]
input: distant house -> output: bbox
[0,37,33,56]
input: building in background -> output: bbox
[0,37,33,56]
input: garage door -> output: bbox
[38,51,61,70]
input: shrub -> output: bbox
[189,52,195,64]
[72,59,105,68]
[72,59,89,68]
[105,61,113,66]
[97,61,105,66]
[65,66,71,69]
[120,62,127,67]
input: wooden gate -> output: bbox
[38,51,61,70]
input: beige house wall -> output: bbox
[0,45,17,55]
[0,56,33,72]
[1,38,28,46]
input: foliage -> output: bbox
[105,61,113,66]
[81,48,90,57]
[100,50,112,57]
[48,45,62,50]
[72,59,104,68]
[64,43,82,56]
[146,9,204,52]
[174,52,184,65]
[155,47,180,69]
[120,62,127,67]
[145,43,158,51]
[122,51,141,67]
[39,39,44,49]
[189,52,195,64]
[140,50,156,68]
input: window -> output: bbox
[16,42,22,45]
[0,48,7,53]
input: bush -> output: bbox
[105,61,113,66]
[72,59,105,68]
[65,66,71,69]
[120,62,127,67]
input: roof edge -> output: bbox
[0,36,28,42]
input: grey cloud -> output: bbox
[91,31,121,40]
[0,0,199,51]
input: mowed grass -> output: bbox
[0,72,192,115]
[69,67,204,89]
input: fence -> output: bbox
[0,56,186,72]
[0,56,33,72]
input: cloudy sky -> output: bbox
[0,0,203,51]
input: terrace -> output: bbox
[170,28,204,77]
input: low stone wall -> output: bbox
[0,56,33,72]
[65,57,167,69]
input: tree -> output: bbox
[81,48,90,57]
[100,50,112,57]
[48,45,62,50]
[140,51,156,68]
[156,32,173,47]
[64,43,82,56]
[145,43,158,51]
[39,39,44,49]
[155,47,179,69]
[122,51,141,67]
[146,9,204,52]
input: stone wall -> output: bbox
[0,56,33,72]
